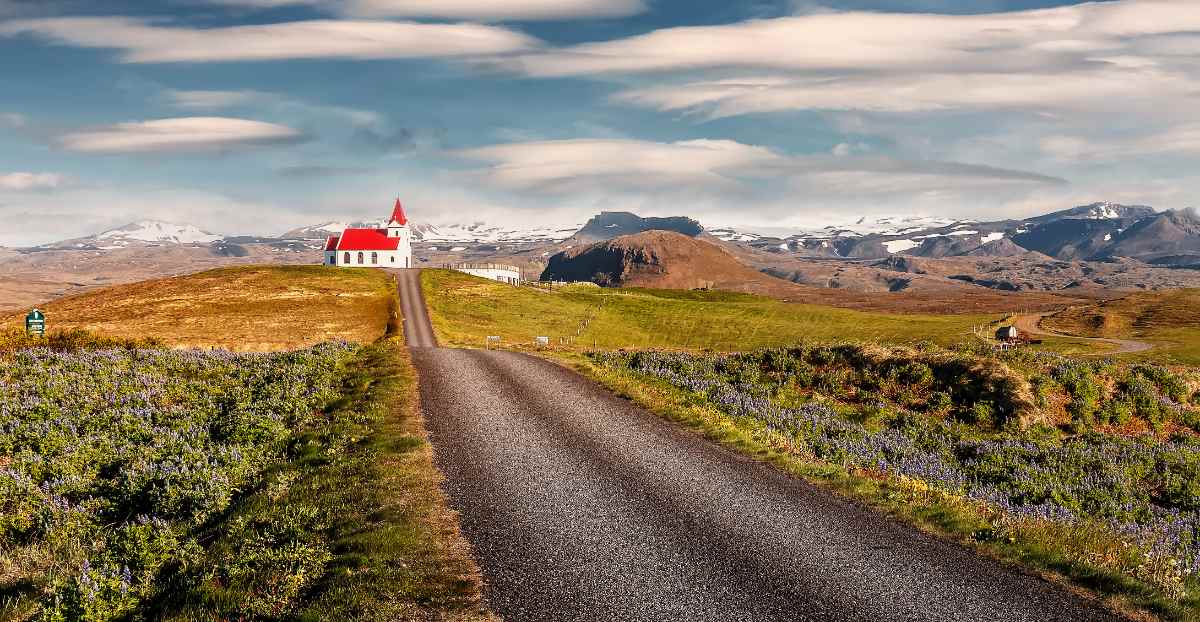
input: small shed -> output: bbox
[995,326,1020,342]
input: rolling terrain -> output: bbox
[2,266,395,350]
[1042,289,1200,365]
[421,269,1107,355]
[398,269,1122,621]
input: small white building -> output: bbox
[455,263,522,285]
[325,199,413,268]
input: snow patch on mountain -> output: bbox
[95,221,221,245]
[883,239,920,254]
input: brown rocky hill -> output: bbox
[542,230,782,290]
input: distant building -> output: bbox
[996,326,1020,342]
[455,263,522,285]
[324,199,413,268]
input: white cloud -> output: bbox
[202,0,646,21]
[457,138,1064,197]
[520,1,1200,76]
[0,172,67,191]
[164,89,269,110]
[507,0,1200,123]
[0,17,540,63]
[339,0,646,21]
[1041,124,1200,161]
[57,117,303,153]
[459,139,781,192]
[614,68,1200,118]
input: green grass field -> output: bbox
[423,269,1011,351]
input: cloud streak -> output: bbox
[57,117,304,153]
[204,0,647,21]
[505,0,1200,121]
[0,17,540,63]
[0,171,67,191]
[457,138,1066,196]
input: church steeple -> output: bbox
[386,198,408,238]
[388,198,407,227]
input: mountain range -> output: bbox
[4,201,1200,316]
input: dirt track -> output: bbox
[399,269,1123,621]
[1013,312,1154,355]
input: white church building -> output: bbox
[324,199,413,268]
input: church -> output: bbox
[324,199,413,269]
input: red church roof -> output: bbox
[337,228,401,251]
[324,236,340,251]
[389,198,407,226]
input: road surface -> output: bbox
[394,269,438,348]
[1013,312,1153,355]
[397,269,1121,621]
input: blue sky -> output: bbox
[0,0,1197,245]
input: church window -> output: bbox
[357,252,364,264]
[371,252,378,264]
[343,252,350,264]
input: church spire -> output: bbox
[388,198,408,226]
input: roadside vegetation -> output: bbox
[422,269,1021,351]
[0,333,489,621]
[579,344,1200,619]
[1,262,491,620]
[1045,289,1200,366]
[2,266,396,352]
[423,270,1200,618]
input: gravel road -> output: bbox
[402,272,1122,621]
[394,269,437,348]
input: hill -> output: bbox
[1104,208,1200,266]
[542,230,787,291]
[1043,288,1200,365]
[2,266,395,350]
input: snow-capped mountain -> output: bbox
[96,221,221,245]
[412,222,580,244]
[279,222,350,239]
[285,219,580,245]
[40,220,222,249]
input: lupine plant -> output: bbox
[0,341,355,619]
[593,344,1200,596]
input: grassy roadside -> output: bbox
[153,337,493,620]
[554,352,1193,622]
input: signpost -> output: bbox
[535,336,549,349]
[25,309,45,337]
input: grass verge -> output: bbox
[152,337,492,620]
[423,269,1019,352]
[557,352,1194,622]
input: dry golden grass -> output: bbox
[1045,289,1200,365]
[2,266,396,351]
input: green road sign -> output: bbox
[26,309,45,336]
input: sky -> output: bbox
[0,0,1198,245]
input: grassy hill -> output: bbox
[3,266,396,351]
[1044,289,1200,365]
[422,269,1102,353]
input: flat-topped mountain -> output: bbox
[570,212,704,244]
